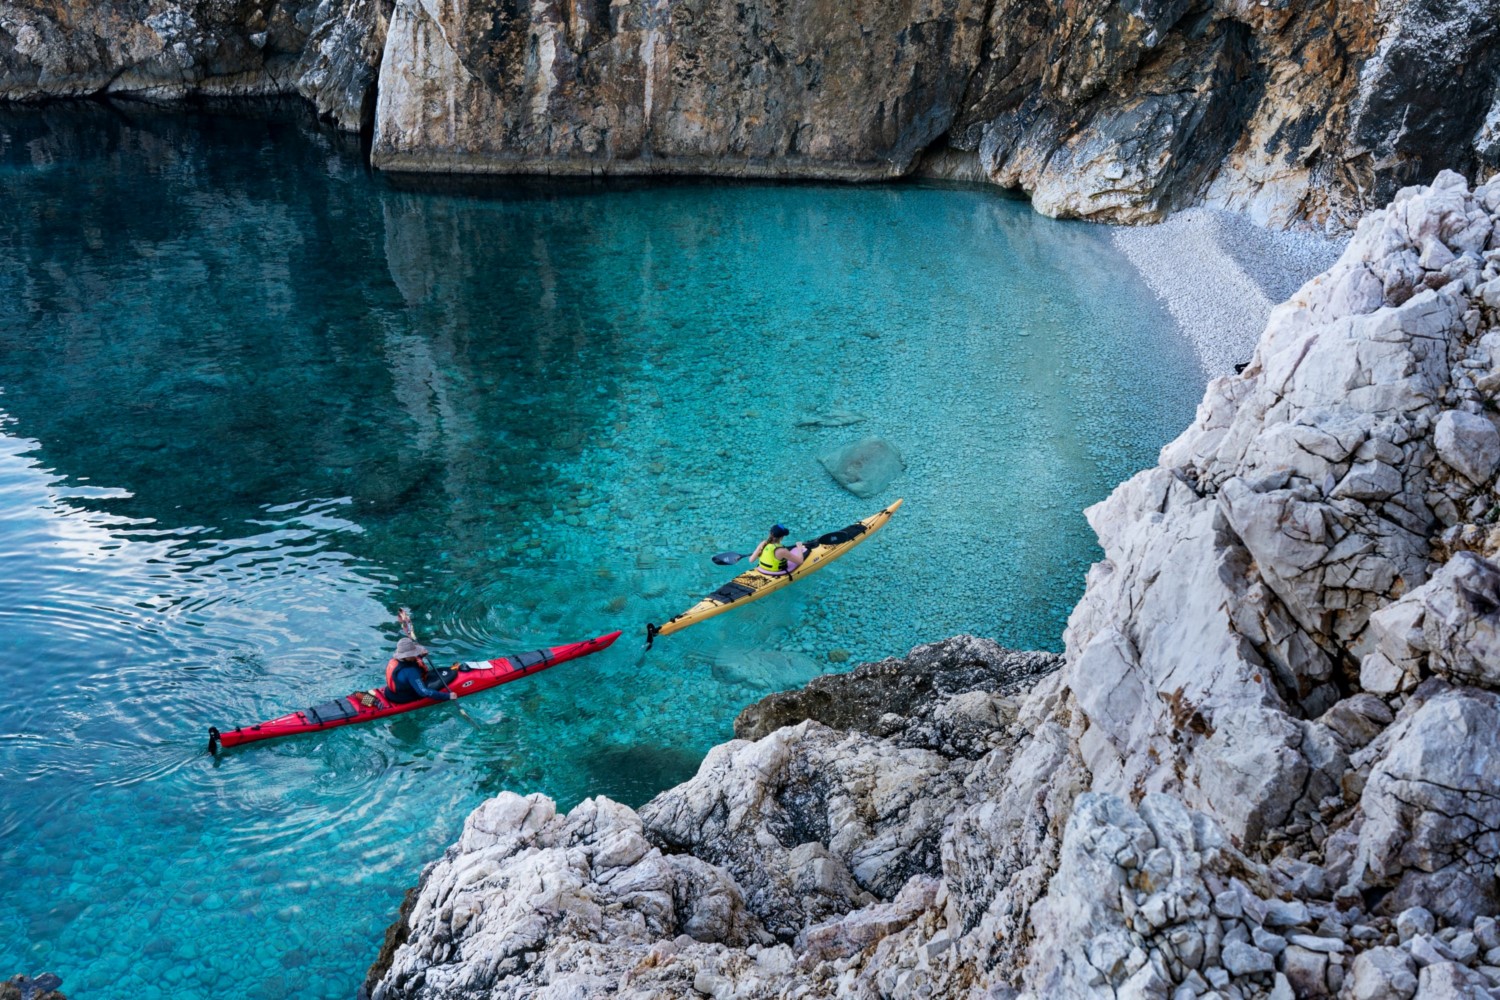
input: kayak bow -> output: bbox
[207,629,621,753]
[645,498,902,646]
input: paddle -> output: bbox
[397,607,483,728]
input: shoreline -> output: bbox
[1113,207,1348,379]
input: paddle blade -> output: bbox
[711,551,746,565]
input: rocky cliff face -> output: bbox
[370,0,989,178]
[3,0,1497,226]
[365,171,1500,998]
[0,0,388,129]
[368,0,1500,225]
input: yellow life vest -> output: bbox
[758,541,787,573]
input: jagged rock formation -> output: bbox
[3,0,1499,226]
[368,0,1500,226]
[367,172,1500,998]
[369,0,989,178]
[0,973,66,1000]
[0,0,388,128]
[733,635,1058,743]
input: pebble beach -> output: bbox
[1114,207,1348,378]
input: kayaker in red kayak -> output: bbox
[383,637,458,705]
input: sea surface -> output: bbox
[0,102,1201,999]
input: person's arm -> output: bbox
[749,539,770,564]
[402,664,456,701]
[782,544,806,572]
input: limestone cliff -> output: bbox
[365,172,1500,998]
[0,0,389,129]
[369,0,989,179]
[3,0,1498,226]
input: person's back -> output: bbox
[752,524,805,577]
[383,637,457,705]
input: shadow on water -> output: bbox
[574,743,706,809]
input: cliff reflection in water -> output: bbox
[0,102,628,606]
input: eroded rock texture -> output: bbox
[0,0,388,128]
[369,173,1500,998]
[5,0,1497,224]
[370,0,989,177]
[366,0,1500,225]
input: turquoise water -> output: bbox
[0,103,1200,998]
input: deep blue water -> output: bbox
[0,103,1200,998]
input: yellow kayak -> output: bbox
[645,499,903,646]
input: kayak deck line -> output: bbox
[645,498,903,647]
[207,629,622,754]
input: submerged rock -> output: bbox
[794,408,867,429]
[710,647,822,694]
[817,436,905,499]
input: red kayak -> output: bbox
[208,630,621,753]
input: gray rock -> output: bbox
[1475,916,1500,952]
[1262,898,1311,929]
[1411,934,1459,968]
[1436,409,1500,485]
[1381,553,1500,690]
[292,0,390,130]
[1348,947,1419,1000]
[1287,934,1346,954]
[1318,695,1396,750]
[733,635,1058,745]
[1254,927,1288,956]
[1221,940,1275,976]
[1415,961,1494,999]
[1279,944,1328,997]
[641,720,956,935]
[371,0,986,180]
[1400,908,1439,943]
[818,437,906,499]
[369,793,766,1000]
[0,0,388,131]
[1351,692,1500,924]
[1448,931,1480,966]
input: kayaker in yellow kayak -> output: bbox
[750,524,807,577]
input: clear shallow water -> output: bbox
[0,103,1200,998]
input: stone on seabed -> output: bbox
[818,437,906,500]
[364,172,1500,1000]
